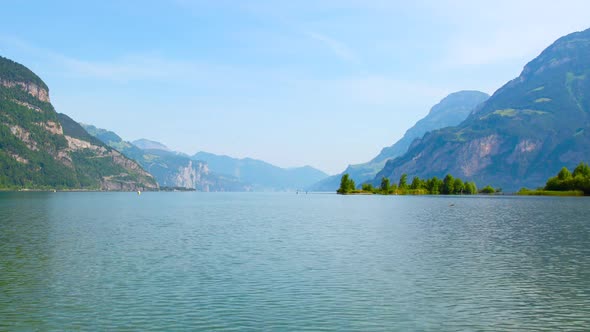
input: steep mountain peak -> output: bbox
[428,90,490,116]
[0,56,50,102]
[521,27,590,79]
[376,27,590,191]
[475,27,590,118]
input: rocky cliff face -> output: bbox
[0,55,158,190]
[172,160,206,190]
[375,28,590,191]
[58,113,158,191]
[0,79,50,102]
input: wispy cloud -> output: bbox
[304,31,360,65]
[1,34,448,106]
[426,0,590,68]
[0,34,199,81]
[0,35,217,84]
[54,54,191,81]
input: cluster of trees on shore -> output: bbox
[541,162,590,195]
[338,173,482,195]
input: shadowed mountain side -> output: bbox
[310,90,489,191]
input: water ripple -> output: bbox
[0,193,589,331]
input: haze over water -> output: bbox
[1,192,589,330]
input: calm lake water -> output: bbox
[0,192,589,331]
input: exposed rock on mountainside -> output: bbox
[375,28,590,191]
[82,126,247,191]
[86,128,328,192]
[0,79,50,103]
[0,55,158,190]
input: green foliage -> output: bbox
[543,162,590,195]
[442,174,455,195]
[380,177,390,192]
[388,183,398,194]
[337,173,356,194]
[464,181,478,194]
[338,173,478,196]
[557,167,572,180]
[396,173,475,195]
[518,188,584,196]
[480,185,496,194]
[398,173,408,190]
[426,176,442,194]
[0,126,79,189]
[362,183,376,193]
[453,178,464,194]
[573,162,590,178]
[410,176,424,190]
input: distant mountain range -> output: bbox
[0,55,157,190]
[311,90,489,191]
[82,125,328,191]
[193,151,328,191]
[375,28,590,191]
[81,124,244,191]
[3,27,589,192]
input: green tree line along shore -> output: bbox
[338,162,590,196]
[337,173,487,195]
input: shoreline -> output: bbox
[0,188,159,193]
[337,191,587,197]
[0,189,586,196]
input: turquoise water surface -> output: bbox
[1,192,589,330]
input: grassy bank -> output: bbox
[339,189,434,195]
[517,189,585,196]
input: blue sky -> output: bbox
[1,1,589,174]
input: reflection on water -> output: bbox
[1,193,589,330]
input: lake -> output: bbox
[0,192,589,331]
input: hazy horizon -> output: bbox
[1,1,590,174]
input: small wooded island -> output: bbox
[337,173,484,195]
[339,162,590,196]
